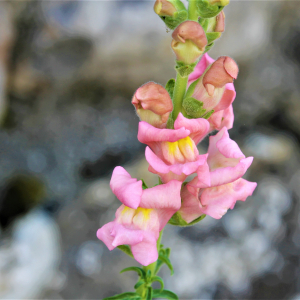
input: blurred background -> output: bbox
[0,0,300,299]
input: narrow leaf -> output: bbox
[158,255,174,275]
[152,289,179,300]
[146,287,153,300]
[117,245,134,258]
[134,280,145,290]
[146,269,152,280]
[103,292,142,300]
[165,78,175,99]
[151,276,164,292]
[120,267,146,279]
[141,179,148,190]
[155,259,164,275]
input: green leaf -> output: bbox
[165,248,171,257]
[206,32,221,44]
[196,0,226,18]
[152,289,179,300]
[204,42,214,54]
[158,177,163,185]
[182,97,206,118]
[120,267,146,279]
[141,179,148,190]
[175,61,197,77]
[168,211,206,226]
[117,245,134,258]
[158,254,174,276]
[165,78,175,99]
[151,276,164,292]
[146,287,153,300]
[146,269,152,281]
[103,292,142,300]
[134,279,145,290]
[202,109,214,119]
[199,18,209,32]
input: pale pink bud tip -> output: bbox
[154,0,177,16]
[203,56,239,91]
[224,57,239,79]
[172,21,207,51]
[132,82,173,115]
[215,11,225,33]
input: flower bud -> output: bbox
[215,11,225,32]
[171,21,207,65]
[188,55,238,113]
[203,56,238,96]
[132,82,173,128]
[153,0,188,30]
[154,0,177,16]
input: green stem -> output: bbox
[188,0,198,21]
[171,73,188,124]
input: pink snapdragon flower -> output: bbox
[188,53,237,130]
[178,127,256,221]
[138,113,211,184]
[97,166,182,266]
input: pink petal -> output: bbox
[140,180,182,229]
[110,166,143,209]
[210,156,254,186]
[213,83,236,112]
[174,113,210,145]
[145,146,209,184]
[138,121,190,155]
[96,222,115,250]
[200,179,257,219]
[131,232,158,266]
[179,184,204,223]
[188,53,215,82]
[111,223,144,247]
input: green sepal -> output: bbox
[160,10,188,30]
[134,280,146,290]
[204,42,214,54]
[165,78,175,99]
[103,292,142,300]
[182,97,206,118]
[166,115,174,129]
[151,276,164,292]
[158,253,174,275]
[146,287,153,300]
[117,245,134,258]
[196,0,226,18]
[168,211,206,226]
[175,61,197,77]
[152,289,179,300]
[141,179,148,190]
[158,177,163,185]
[199,18,209,32]
[120,267,146,279]
[206,32,221,44]
[202,109,214,119]
[185,77,200,99]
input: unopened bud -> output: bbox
[214,11,225,32]
[171,21,207,64]
[154,0,177,16]
[132,82,173,128]
[203,56,238,96]
[188,56,238,112]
